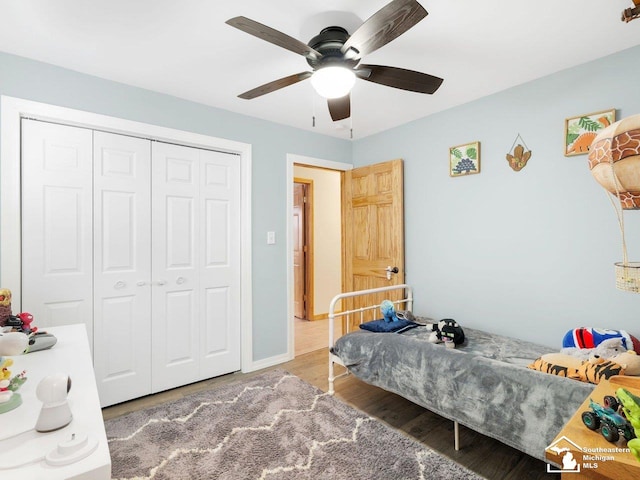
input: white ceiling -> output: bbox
[0,0,639,140]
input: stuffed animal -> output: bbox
[380,300,398,323]
[609,350,640,376]
[0,288,11,327]
[427,319,465,348]
[528,352,625,384]
[562,327,640,354]
[617,388,640,461]
[396,310,415,322]
[561,337,627,362]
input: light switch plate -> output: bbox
[267,231,276,244]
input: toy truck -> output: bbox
[582,397,636,443]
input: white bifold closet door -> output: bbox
[22,120,241,407]
[150,141,241,393]
[22,120,95,343]
[93,131,153,406]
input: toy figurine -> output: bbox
[17,312,37,334]
[0,357,27,413]
[0,288,12,327]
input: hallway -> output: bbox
[294,317,342,357]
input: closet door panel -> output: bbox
[93,131,152,407]
[199,150,241,376]
[21,120,94,344]
[151,142,201,392]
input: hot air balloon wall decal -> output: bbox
[588,113,640,292]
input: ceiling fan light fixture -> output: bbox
[310,66,356,99]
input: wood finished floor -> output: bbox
[294,316,340,356]
[103,347,553,480]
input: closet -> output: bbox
[21,119,241,407]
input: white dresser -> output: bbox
[0,325,111,479]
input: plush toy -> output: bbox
[528,352,625,384]
[617,388,640,461]
[0,288,11,327]
[609,350,640,376]
[380,300,398,323]
[561,337,627,362]
[562,327,640,354]
[529,353,583,377]
[427,319,465,348]
[440,319,465,346]
[396,310,415,322]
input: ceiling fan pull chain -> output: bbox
[312,89,316,127]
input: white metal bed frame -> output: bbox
[327,284,413,395]
[327,284,462,451]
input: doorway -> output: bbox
[293,179,311,320]
[287,155,352,358]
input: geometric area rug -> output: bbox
[105,370,484,480]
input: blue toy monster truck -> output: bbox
[581,397,636,443]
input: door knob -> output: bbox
[385,266,399,280]
[176,276,186,285]
[153,280,167,286]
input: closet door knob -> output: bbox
[176,277,186,285]
[154,279,167,286]
[114,281,126,289]
[136,281,147,286]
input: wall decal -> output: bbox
[564,109,616,156]
[506,134,532,171]
[449,141,480,177]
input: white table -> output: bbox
[0,325,111,479]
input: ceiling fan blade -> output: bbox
[341,0,427,58]
[328,94,351,121]
[238,72,313,99]
[356,64,443,94]
[226,16,321,60]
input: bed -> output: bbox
[328,284,595,462]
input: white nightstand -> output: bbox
[0,324,111,479]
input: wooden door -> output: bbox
[342,159,404,330]
[21,120,94,346]
[93,131,152,407]
[293,182,307,319]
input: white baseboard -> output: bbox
[242,352,293,373]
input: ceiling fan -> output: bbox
[226,0,443,122]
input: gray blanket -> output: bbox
[331,325,595,461]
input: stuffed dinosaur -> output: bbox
[616,388,640,461]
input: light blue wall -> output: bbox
[353,45,640,348]
[0,51,352,362]
[3,44,640,359]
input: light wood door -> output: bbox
[151,142,241,393]
[342,159,404,330]
[293,182,307,319]
[21,120,94,345]
[93,131,152,406]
